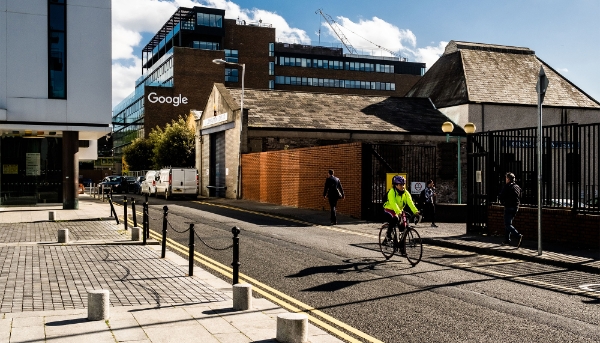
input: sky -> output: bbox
[111,0,600,108]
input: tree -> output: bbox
[150,116,195,168]
[122,138,155,171]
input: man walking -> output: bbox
[423,180,437,227]
[323,169,344,225]
[499,172,523,248]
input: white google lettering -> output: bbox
[147,92,189,107]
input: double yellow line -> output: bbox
[115,202,384,343]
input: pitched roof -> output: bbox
[406,40,600,109]
[226,88,463,135]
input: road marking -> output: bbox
[580,284,600,292]
[115,209,383,343]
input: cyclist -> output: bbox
[383,175,420,241]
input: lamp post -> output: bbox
[212,58,245,199]
[441,121,476,204]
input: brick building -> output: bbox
[197,84,461,200]
[112,5,426,173]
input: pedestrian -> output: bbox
[323,169,344,225]
[423,180,437,227]
[498,172,523,248]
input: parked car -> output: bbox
[155,167,198,200]
[585,197,599,208]
[132,176,145,195]
[125,176,137,193]
[544,199,586,208]
[141,170,159,196]
[80,178,93,187]
[99,176,128,194]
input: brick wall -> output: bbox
[242,143,362,218]
[488,205,599,248]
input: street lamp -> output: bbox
[441,121,476,204]
[212,58,245,199]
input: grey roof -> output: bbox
[226,88,463,135]
[406,40,600,109]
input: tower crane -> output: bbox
[315,9,357,54]
[316,9,406,60]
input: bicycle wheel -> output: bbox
[379,223,397,260]
[403,228,423,266]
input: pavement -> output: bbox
[0,194,598,343]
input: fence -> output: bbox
[467,122,600,236]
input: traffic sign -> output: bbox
[411,181,425,194]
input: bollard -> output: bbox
[145,193,150,239]
[49,211,56,221]
[87,290,110,321]
[233,283,252,310]
[231,226,241,285]
[123,197,128,231]
[131,198,137,227]
[57,229,69,243]
[161,206,168,258]
[276,313,308,343]
[131,226,141,241]
[108,195,119,225]
[188,223,195,276]
[142,201,148,245]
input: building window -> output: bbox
[225,68,238,82]
[197,13,222,27]
[193,41,219,50]
[48,0,66,99]
[269,43,274,57]
[269,80,274,89]
[269,62,274,76]
[225,49,238,63]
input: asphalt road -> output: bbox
[118,195,600,343]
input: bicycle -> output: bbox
[378,211,423,266]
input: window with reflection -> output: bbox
[225,68,238,82]
[48,0,66,99]
[197,13,223,27]
[225,49,238,63]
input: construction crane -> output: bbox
[316,9,405,60]
[315,9,357,54]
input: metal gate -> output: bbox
[467,123,600,233]
[362,144,436,221]
[209,131,226,197]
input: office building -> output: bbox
[0,0,112,207]
[111,6,426,172]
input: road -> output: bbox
[115,194,600,343]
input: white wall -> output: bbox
[0,3,6,119]
[66,0,111,125]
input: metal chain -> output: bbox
[194,229,233,251]
[166,219,190,234]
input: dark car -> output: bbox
[125,176,137,193]
[132,176,145,194]
[99,176,128,193]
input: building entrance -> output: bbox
[209,131,226,197]
[0,136,63,205]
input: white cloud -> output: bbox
[111,0,310,107]
[412,41,448,69]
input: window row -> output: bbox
[197,13,222,28]
[277,56,395,73]
[193,41,220,50]
[275,76,395,91]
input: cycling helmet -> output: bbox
[392,175,406,185]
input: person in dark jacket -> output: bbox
[323,169,344,225]
[498,172,523,248]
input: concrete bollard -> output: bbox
[57,229,69,243]
[49,211,56,221]
[131,226,142,241]
[276,313,308,343]
[87,290,110,321]
[233,283,252,311]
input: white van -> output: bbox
[155,168,198,200]
[141,170,159,196]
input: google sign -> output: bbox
[147,92,188,107]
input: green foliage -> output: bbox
[150,116,195,168]
[122,138,155,171]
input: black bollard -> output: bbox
[108,195,119,225]
[231,226,240,285]
[131,198,137,227]
[142,201,148,245]
[123,197,128,230]
[188,223,195,276]
[161,206,168,258]
[145,193,150,239]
